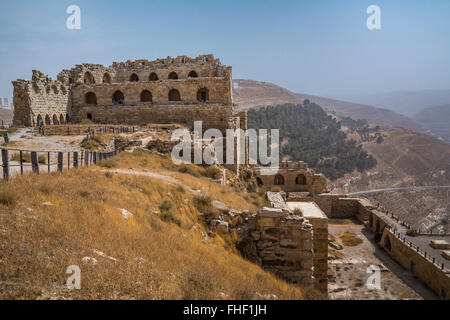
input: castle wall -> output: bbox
[13,71,70,126]
[381,230,450,299]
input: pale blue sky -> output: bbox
[0,0,449,98]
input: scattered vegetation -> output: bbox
[248,103,377,180]
[97,158,117,168]
[11,152,46,164]
[339,231,363,247]
[0,167,305,299]
[80,135,103,150]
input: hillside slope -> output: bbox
[413,104,450,144]
[0,151,307,299]
[233,79,423,132]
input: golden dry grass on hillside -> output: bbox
[0,153,308,299]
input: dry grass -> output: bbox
[329,249,344,259]
[339,231,363,247]
[0,163,306,299]
[110,150,258,212]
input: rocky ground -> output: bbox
[327,218,437,300]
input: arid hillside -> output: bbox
[330,127,450,193]
[233,79,423,132]
[413,104,450,144]
[233,79,303,110]
[0,150,309,300]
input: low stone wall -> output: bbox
[381,229,450,299]
[40,124,143,136]
[237,208,315,289]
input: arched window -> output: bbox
[52,114,59,125]
[197,88,209,102]
[274,174,284,185]
[84,72,95,84]
[168,89,181,101]
[112,90,124,104]
[60,114,65,124]
[45,114,51,125]
[87,113,93,120]
[103,73,111,84]
[36,114,43,126]
[130,73,139,82]
[85,92,97,105]
[149,72,159,81]
[140,90,152,102]
[296,174,306,185]
[256,177,263,187]
[188,71,198,78]
[168,72,178,80]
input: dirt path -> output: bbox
[103,169,230,211]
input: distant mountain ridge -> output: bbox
[413,104,450,144]
[233,79,424,132]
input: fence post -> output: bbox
[67,152,70,169]
[93,152,97,164]
[2,149,9,180]
[57,152,63,172]
[31,151,39,174]
[47,152,50,173]
[19,150,23,175]
[73,152,78,168]
[85,151,89,166]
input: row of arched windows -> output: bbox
[271,174,307,186]
[84,88,210,105]
[83,70,199,85]
[35,114,66,126]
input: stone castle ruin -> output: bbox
[12,54,247,137]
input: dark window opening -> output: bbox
[140,90,152,102]
[87,113,92,120]
[149,72,159,81]
[168,89,181,101]
[168,72,178,80]
[85,92,97,105]
[112,90,125,104]
[274,174,284,185]
[188,71,198,78]
[197,88,209,102]
[296,174,306,185]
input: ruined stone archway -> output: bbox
[60,114,65,124]
[168,89,181,102]
[256,177,263,187]
[197,88,209,102]
[168,72,178,80]
[45,114,51,125]
[112,90,124,104]
[84,72,95,84]
[188,71,198,78]
[274,174,285,185]
[130,73,139,82]
[36,114,43,126]
[296,174,306,185]
[52,114,59,125]
[85,92,97,105]
[103,73,111,84]
[140,90,152,102]
[149,72,158,81]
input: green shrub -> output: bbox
[159,200,180,226]
[203,166,222,180]
[178,164,201,177]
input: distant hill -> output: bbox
[248,103,377,180]
[233,80,424,133]
[332,90,450,117]
[233,79,303,109]
[413,104,450,144]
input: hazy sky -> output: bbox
[0,0,449,98]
